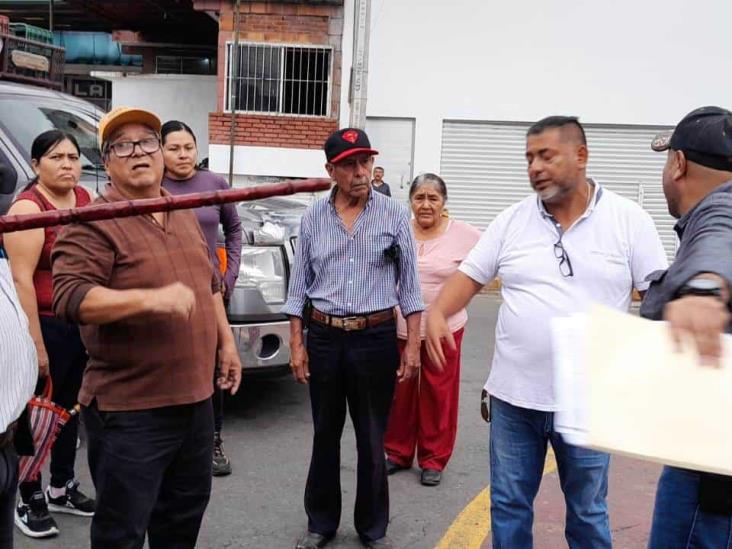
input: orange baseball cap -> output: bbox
[98,107,162,148]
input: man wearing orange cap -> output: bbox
[51,107,242,548]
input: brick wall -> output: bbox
[209,112,337,149]
[208,1,343,149]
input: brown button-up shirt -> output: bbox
[52,184,220,411]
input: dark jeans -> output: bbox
[304,319,400,543]
[213,298,228,434]
[0,445,18,549]
[83,398,214,549]
[19,316,86,501]
[649,466,732,548]
[212,367,223,433]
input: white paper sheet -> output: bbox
[552,305,732,476]
[552,314,589,446]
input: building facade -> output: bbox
[197,0,349,182]
[364,0,732,259]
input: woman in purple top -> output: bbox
[161,120,242,477]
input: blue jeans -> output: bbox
[649,467,732,548]
[489,397,611,548]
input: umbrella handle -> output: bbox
[40,376,53,400]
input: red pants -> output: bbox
[384,328,464,471]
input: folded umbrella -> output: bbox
[18,378,80,484]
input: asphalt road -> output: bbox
[15,295,659,548]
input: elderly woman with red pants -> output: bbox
[384,173,480,486]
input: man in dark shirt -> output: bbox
[641,106,732,547]
[371,166,392,196]
[52,107,242,548]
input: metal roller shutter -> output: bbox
[440,120,677,261]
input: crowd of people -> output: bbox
[0,103,730,549]
[285,112,732,549]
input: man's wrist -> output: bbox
[677,276,727,302]
[138,289,159,314]
[428,305,446,319]
[218,337,236,352]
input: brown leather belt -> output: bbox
[310,308,395,331]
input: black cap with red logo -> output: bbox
[324,128,379,164]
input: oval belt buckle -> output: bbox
[342,316,361,331]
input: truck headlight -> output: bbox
[235,246,286,304]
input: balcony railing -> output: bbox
[0,32,65,89]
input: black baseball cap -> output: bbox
[324,128,379,164]
[651,106,732,171]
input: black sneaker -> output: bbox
[46,479,95,517]
[14,491,59,538]
[213,431,232,476]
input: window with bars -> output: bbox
[155,55,216,75]
[225,43,332,117]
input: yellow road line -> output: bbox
[434,449,558,549]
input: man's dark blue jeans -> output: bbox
[304,318,399,544]
[83,398,213,549]
[649,466,732,548]
[489,396,612,549]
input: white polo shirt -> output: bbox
[459,181,668,411]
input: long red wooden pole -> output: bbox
[0,179,331,234]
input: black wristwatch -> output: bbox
[676,278,725,300]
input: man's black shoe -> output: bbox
[295,531,333,549]
[421,468,442,486]
[385,458,409,475]
[362,536,393,548]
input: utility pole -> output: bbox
[49,0,54,32]
[227,0,241,187]
[349,0,371,129]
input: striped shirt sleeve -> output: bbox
[0,260,38,432]
[282,210,314,318]
[395,209,424,316]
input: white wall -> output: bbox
[104,74,217,156]
[367,0,732,174]
[209,144,327,182]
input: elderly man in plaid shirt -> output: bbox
[284,128,424,549]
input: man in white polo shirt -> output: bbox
[426,116,667,547]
